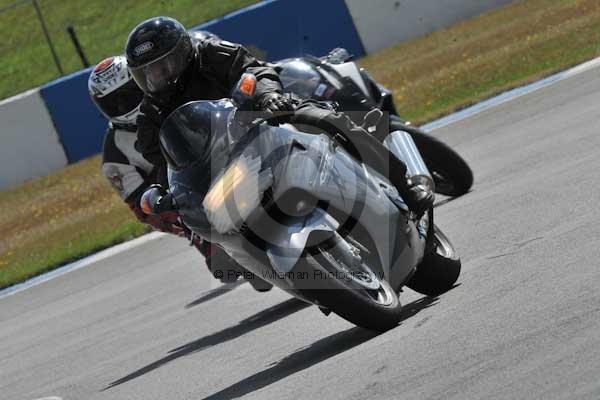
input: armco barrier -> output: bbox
[25,0,513,168]
[39,67,107,163]
[345,0,514,54]
[0,89,68,190]
[37,0,364,163]
[195,0,365,61]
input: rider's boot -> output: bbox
[200,241,273,292]
[246,274,274,292]
[400,179,435,217]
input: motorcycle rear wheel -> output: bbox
[390,120,473,197]
[292,232,403,332]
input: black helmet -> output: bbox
[125,16,193,95]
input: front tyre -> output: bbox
[292,232,403,332]
[406,225,461,296]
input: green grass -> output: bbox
[2,0,600,289]
[0,0,257,100]
[0,155,150,288]
[361,0,600,124]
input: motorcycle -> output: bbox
[274,49,474,197]
[142,75,461,332]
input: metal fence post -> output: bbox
[67,25,90,68]
[32,0,63,75]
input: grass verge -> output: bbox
[0,155,149,288]
[0,0,257,100]
[361,0,600,124]
[2,0,600,289]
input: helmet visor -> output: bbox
[93,79,144,118]
[130,37,191,94]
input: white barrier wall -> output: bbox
[345,0,514,53]
[0,89,68,190]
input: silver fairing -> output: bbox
[228,123,426,288]
[167,104,427,293]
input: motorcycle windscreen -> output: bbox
[159,100,234,233]
[159,100,232,173]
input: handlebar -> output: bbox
[232,93,300,128]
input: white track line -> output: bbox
[2,56,600,300]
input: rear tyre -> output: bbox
[390,120,473,197]
[292,232,403,332]
[406,225,461,296]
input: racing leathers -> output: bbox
[101,124,209,261]
[102,122,271,289]
[135,38,285,177]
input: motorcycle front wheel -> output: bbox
[406,224,461,297]
[390,119,473,197]
[292,232,403,332]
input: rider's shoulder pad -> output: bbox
[215,40,238,49]
[205,39,241,54]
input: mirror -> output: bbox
[362,108,383,132]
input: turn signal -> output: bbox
[239,74,257,97]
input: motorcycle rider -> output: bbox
[125,17,292,183]
[125,16,434,216]
[88,54,272,291]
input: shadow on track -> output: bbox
[185,280,246,309]
[200,295,439,400]
[433,195,465,208]
[103,297,311,391]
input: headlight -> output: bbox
[203,155,271,234]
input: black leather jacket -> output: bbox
[136,38,284,177]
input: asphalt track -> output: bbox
[2,64,600,400]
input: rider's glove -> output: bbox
[258,93,294,125]
[259,93,294,113]
[128,201,185,236]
